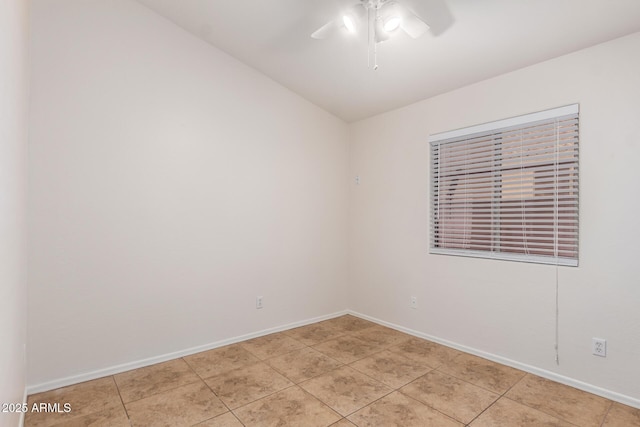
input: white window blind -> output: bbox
[430,104,579,266]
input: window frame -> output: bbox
[429,104,579,266]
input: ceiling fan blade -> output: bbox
[400,0,454,36]
[311,20,338,39]
[312,2,367,39]
[400,11,430,39]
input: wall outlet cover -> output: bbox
[592,338,606,357]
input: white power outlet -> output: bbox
[410,296,417,309]
[256,296,263,309]
[592,338,606,357]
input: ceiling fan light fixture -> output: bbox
[383,15,402,32]
[311,0,435,69]
[343,14,357,33]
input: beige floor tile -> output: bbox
[400,370,499,424]
[349,325,412,349]
[299,366,392,416]
[505,374,611,427]
[388,337,461,369]
[48,405,130,427]
[312,336,382,364]
[469,397,576,427]
[603,402,640,426]
[114,358,200,403]
[234,385,341,427]
[267,347,343,383]
[240,332,306,360]
[204,362,293,409]
[25,377,123,427]
[195,412,244,426]
[319,315,376,333]
[184,344,259,378]
[349,350,431,388]
[439,353,525,394]
[347,391,463,427]
[284,322,346,346]
[125,381,227,427]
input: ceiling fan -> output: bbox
[312,0,430,40]
[311,0,453,70]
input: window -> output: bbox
[430,105,579,266]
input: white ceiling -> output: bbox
[136,0,640,122]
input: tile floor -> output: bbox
[25,315,640,427]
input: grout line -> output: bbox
[392,369,481,425]
[444,363,526,426]
[501,370,528,395]
[599,400,614,427]
[464,371,584,427]
[345,388,397,418]
[228,411,247,427]
[468,373,528,425]
[180,356,200,378]
[110,375,132,424]
[113,374,203,405]
[291,383,342,419]
[296,385,344,422]
[397,389,463,425]
[501,374,604,427]
[499,396,582,427]
[230,383,299,413]
[464,395,500,426]
[199,370,233,414]
[432,365,519,395]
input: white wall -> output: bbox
[0,0,29,425]
[28,0,349,388]
[349,32,640,404]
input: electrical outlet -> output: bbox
[355,175,361,185]
[592,338,606,357]
[410,296,417,309]
[256,296,263,309]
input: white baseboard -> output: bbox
[348,310,640,410]
[26,310,348,395]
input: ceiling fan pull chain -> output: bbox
[374,3,379,70]
[367,6,371,69]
